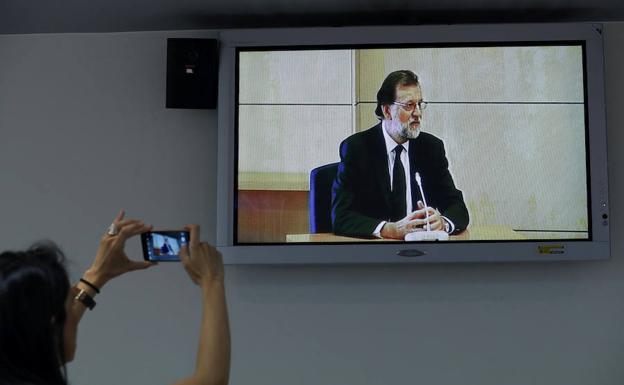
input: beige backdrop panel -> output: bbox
[239,49,353,104]
[238,105,349,190]
[357,46,584,104]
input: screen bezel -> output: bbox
[216,23,610,264]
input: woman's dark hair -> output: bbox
[0,242,70,385]
[374,70,420,119]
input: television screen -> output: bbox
[217,24,609,263]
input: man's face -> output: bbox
[383,84,423,141]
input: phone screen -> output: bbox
[141,231,189,262]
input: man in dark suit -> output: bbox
[331,70,469,239]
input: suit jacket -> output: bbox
[331,123,469,237]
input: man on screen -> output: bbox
[331,70,469,239]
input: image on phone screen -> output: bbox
[141,231,189,262]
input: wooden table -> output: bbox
[286,225,589,242]
[286,225,529,243]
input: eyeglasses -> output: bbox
[393,101,428,112]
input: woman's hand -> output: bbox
[179,224,224,287]
[174,224,230,385]
[84,210,156,288]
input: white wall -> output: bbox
[0,24,623,385]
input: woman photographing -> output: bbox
[0,211,230,385]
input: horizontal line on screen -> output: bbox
[239,101,584,106]
[240,103,354,106]
[358,101,585,105]
[514,229,588,233]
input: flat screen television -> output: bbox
[216,23,609,264]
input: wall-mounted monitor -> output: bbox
[216,23,609,264]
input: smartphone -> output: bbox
[141,230,189,262]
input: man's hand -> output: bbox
[380,201,445,239]
[413,200,444,231]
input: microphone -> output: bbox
[404,172,449,241]
[414,172,430,232]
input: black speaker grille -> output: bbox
[166,38,219,109]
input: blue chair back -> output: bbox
[309,162,339,233]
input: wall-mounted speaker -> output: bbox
[166,38,219,109]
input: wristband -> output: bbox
[80,278,101,294]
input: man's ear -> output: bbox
[382,104,393,119]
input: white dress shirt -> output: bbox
[372,121,454,237]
